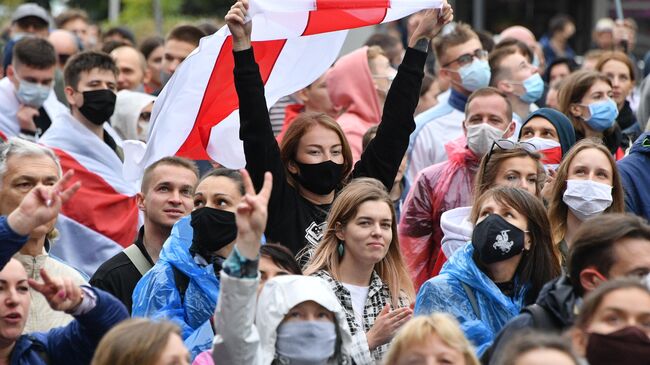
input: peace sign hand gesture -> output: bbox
[235,170,273,260]
[28,269,84,313]
[7,170,81,236]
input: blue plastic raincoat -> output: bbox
[132,216,220,359]
[414,243,528,356]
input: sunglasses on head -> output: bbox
[483,139,537,167]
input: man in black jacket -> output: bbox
[90,156,198,312]
[483,213,650,364]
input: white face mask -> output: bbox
[465,123,508,156]
[562,179,613,221]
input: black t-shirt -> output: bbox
[90,228,152,313]
[234,47,426,255]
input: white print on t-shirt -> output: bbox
[305,221,327,247]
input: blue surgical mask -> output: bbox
[458,59,491,92]
[518,73,544,104]
[15,77,51,108]
[584,99,619,132]
[276,321,337,365]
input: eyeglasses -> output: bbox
[483,139,537,167]
[442,49,488,68]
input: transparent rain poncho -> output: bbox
[132,216,220,359]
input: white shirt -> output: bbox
[343,283,369,328]
[407,101,465,184]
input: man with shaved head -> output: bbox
[111,45,148,91]
[500,25,545,73]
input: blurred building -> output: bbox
[452,0,649,60]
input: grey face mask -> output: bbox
[16,78,51,108]
[275,321,337,365]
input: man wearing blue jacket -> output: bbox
[617,132,650,221]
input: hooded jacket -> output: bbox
[212,274,353,365]
[483,275,580,364]
[617,132,650,221]
[132,216,220,359]
[414,244,529,356]
[440,206,473,259]
[110,90,156,141]
[327,46,382,162]
[399,136,479,291]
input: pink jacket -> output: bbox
[327,46,382,162]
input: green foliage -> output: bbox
[67,0,109,21]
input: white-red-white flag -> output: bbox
[127,0,442,178]
[40,113,139,276]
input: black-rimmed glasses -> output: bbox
[442,49,488,68]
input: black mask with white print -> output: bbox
[471,214,526,264]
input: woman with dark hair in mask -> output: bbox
[225,0,454,256]
[571,278,650,365]
[414,187,561,356]
[546,138,625,261]
[132,168,245,359]
[431,140,546,279]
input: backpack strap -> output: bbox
[521,303,561,331]
[123,245,153,276]
[460,281,481,321]
[171,265,190,304]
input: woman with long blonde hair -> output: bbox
[304,178,414,364]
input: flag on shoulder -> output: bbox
[127,0,442,180]
[40,113,139,276]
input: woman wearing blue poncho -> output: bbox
[414,187,560,356]
[132,168,244,359]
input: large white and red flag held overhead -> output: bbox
[127,0,443,179]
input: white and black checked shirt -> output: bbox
[314,270,410,365]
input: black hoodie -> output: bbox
[481,275,581,364]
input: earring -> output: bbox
[337,241,345,257]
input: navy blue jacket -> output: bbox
[618,132,650,221]
[10,288,128,364]
[0,216,29,270]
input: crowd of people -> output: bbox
[1,0,650,364]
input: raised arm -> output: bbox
[227,0,288,196]
[353,3,453,189]
[2,171,80,269]
[213,169,272,364]
[29,269,128,364]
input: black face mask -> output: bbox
[78,89,116,125]
[586,326,650,365]
[471,214,526,264]
[291,160,343,195]
[190,207,237,253]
